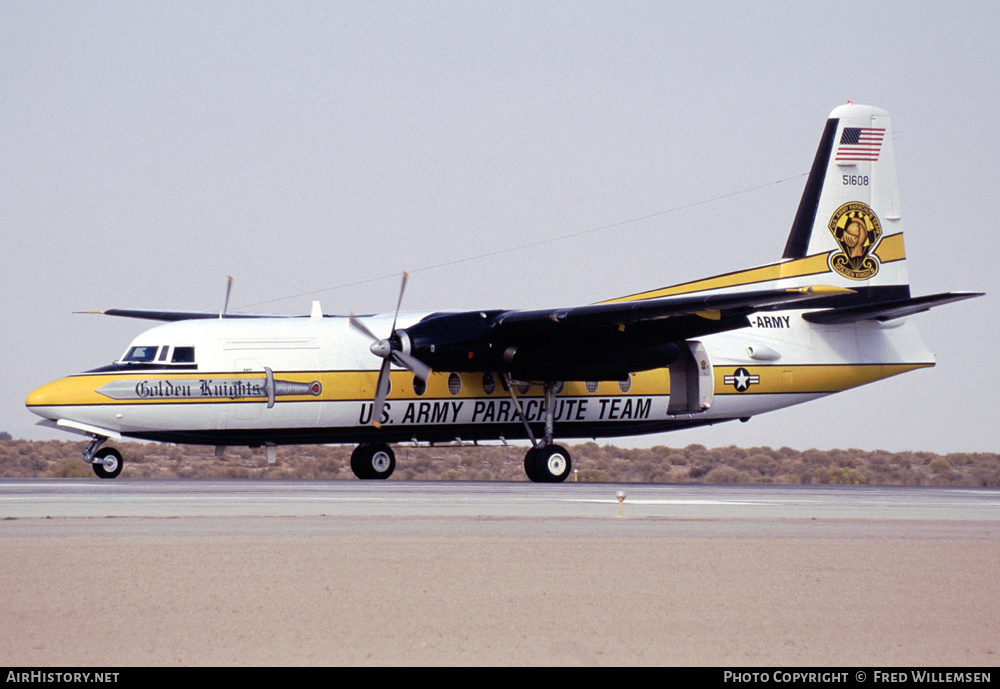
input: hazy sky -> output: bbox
[3,1,997,454]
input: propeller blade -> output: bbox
[356,271,431,425]
[371,358,392,428]
[220,276,233,319]
[393,350,432,382]
[349,314,381,344]
[391,271,408,333]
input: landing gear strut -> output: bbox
[506,377,573,483]
[351,443,396,480]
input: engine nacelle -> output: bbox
[400,310,505,372]
[502,342,682,381]
[401,311,687,381]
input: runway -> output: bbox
[2,480,999,665]
[4,478,1000,522]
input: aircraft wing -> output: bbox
[493,286,851,334]
[82,309,305,321]
[91,286,848,327]
[399,286,854,381]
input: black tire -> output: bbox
[525,444,571,483]
[523,447,540,482]
[351,443,396,480]
[92,447,123,479]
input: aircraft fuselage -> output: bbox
[25,310,931,448]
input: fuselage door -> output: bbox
[228,357,264,421]
[667,340,714,414]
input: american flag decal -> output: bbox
[835,127,886,161]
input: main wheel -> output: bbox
[92,447,123,479]
[523,446,540,482]
[524,444,571,483]
[351,443,396,480]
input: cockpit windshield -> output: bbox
[121,345,160,363]
[118,345,196,365]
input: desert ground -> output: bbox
[2,513,997,666]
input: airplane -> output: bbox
[26,103,981,481]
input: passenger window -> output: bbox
[171,347,195,364]
[158,347,170,362]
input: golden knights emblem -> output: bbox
[827,202,882,280]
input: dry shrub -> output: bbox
[576,469,611,482]
[704,466,751,483]
[45,457,91,478]
[3,437,999,485]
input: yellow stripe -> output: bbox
[35,371,669,404]
[30,361,929,408]
[715,362,929,395]
[874,232,906,263]
[601,233,905,304]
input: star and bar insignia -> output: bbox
[724,367,760,392]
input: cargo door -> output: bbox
[667,341,714,414]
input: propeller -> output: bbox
[220,276,234,319]
[350,272,432,427]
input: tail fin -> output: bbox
[782,103,909,294]
[604,103,980,317]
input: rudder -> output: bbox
[782,103,909,293]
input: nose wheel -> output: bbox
[92,447,123,479]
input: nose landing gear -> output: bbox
[91,447,123,479]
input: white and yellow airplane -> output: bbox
[26,103,980,481]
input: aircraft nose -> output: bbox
[25,378,73,418]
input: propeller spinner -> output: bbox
[350,273,432,427]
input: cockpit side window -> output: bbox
[171,347,195,364]
[122,346,159,363]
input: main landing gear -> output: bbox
[349,378,574,482]
[508,376,572,483]
[350,443,396,480]
[524,443,572,483]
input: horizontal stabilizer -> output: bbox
[802,292,983,325]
